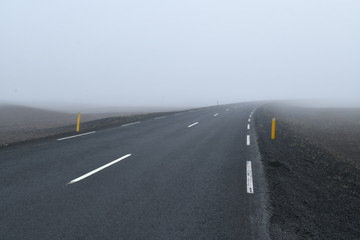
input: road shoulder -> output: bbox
[254,105,360,239]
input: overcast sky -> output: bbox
[1,0,359,108]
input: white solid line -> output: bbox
[247,135,250,145]
[247,161,254,194]
[154,116,166,120]
[122,121,141,127]
[213,113,219,117]
[247,124,250,130]
[57,131,96,141]
[187,122,199,128]
[68,154,132,184]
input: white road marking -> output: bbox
[67,154,132,184]
[57,131,96,141]
[247,161,254,194]
[248,118,251,122]
[213,113,219,117]
[247,124,250,130]
[187,122,199,128]
[174,113,183,116]
[154,116,166,120]
[247,135,250,145]
[122,122,141,127]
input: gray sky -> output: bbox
[1,0,360,108]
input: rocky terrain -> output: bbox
[0,104,182,148]
[255,104,360,239]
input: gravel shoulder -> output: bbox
[0,110,185,148]
[254,104,360,239]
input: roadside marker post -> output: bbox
[76,113,81,132]
[271,118,276,140]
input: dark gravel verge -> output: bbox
[0,110,186,149]
[254,105,360,239]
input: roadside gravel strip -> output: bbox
[0,110,189,148]
[255,105,360,239]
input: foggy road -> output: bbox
[0,103,269,240]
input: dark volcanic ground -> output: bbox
[255,104,360,239]
[0,107,184,148]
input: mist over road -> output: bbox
[0,103,269,239]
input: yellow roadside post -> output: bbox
[76,113,81,132]
[271,118,276,140]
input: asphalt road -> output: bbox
[0,103,270,240]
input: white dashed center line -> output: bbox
[67,154,132,184]
[187,122,199,128]
[247,161,254,193]
[154,116,166,120]
[247,124,250,130]
[57,131,96,141]
[247,135,250,145]
[213,113,219,117]
[121,122,141,127]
